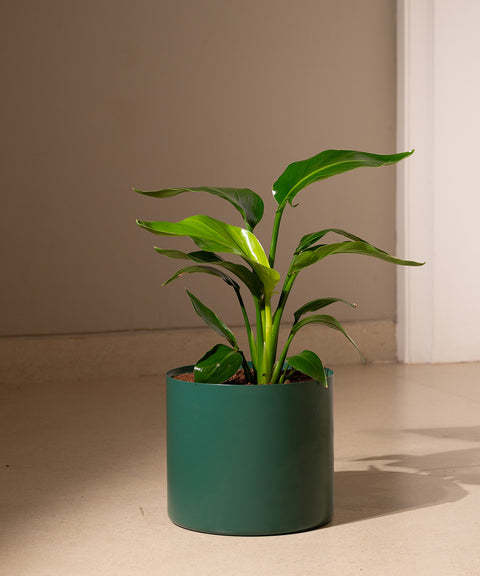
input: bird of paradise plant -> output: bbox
[136,149,423,386]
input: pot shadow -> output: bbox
[331,426,480,526]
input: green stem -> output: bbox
[262,297,274,383]
[268,208,285,267]
[271,331,295,383]
[268,272,297,369]
[239,351,254,384]
[279,367,293,384]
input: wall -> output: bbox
[1,1,398,341]
[397,0,480,363]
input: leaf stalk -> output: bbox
[268,207,285,267]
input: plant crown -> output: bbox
[136,149,423,386]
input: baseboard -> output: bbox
[0,321,396,385]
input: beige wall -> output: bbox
[1,0,397,337]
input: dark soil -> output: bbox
[172,368,312,385]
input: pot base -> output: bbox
[170,516,333,537]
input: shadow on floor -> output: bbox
[333,465,467,526]
[332,426,480,526]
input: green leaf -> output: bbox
[295,228,371,254]
[273,149,414,209]
[291,314,364,362]
[286,350,328,387]
[194,344,243,384]
[154,247,263,296]
[152,248,208,261]
[137,215,279,296]
[134,186,264,230]
[291,240,425,274]
[186,290,238,348]
[163,265,240,290]
[294,297,357,323]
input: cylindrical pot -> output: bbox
[166,366,334,536]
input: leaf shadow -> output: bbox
[331,426,480,526]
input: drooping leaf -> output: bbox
[294,297,357,323]
[295,228,372,254]
[137,215,254,254]
[154,247,263,296]
[291,314,364,362]
[291,240,425,274]
[194,344,243,384]
[286,350,328,387]
[186,290,238,348]
[273,149,414,209]
[137,215,279,296]
[152,248,212,261]
[134,186,264,230]
[163,265,240,290]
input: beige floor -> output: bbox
[1,363,480,575]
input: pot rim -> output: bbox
[167,364,333,387]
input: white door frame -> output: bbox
[397,0,480,364]
[396,0,435,363]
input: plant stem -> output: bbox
[279,367,293,384]
[262,297,274,383]
[271,331,295,383]
[268,207,285,267]
[255,296,274,385]
[268,272,297,372]
[239,351,254,383]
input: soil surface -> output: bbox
[172,368,312,385]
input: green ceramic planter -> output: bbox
[166,366,334,536]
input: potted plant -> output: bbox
[135,149,423,535]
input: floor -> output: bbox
[1,363,480,575]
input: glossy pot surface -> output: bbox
[167,366,334,535]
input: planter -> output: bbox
[166,366,334,536]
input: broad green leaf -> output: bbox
[294,297,357,323]
[286,350,327,387]
[134,186,264,230]
[154,247,263,296]
[273,149,414,209]
[163,265,240,290]
[137,215,279,296]
[194,344,243,383]
[295,228,372,254]
[186,290,238,348]
[291,313,364,362]
[291,240,425,274]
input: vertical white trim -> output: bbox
[396,0,435,363]
[429,1,480,362]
